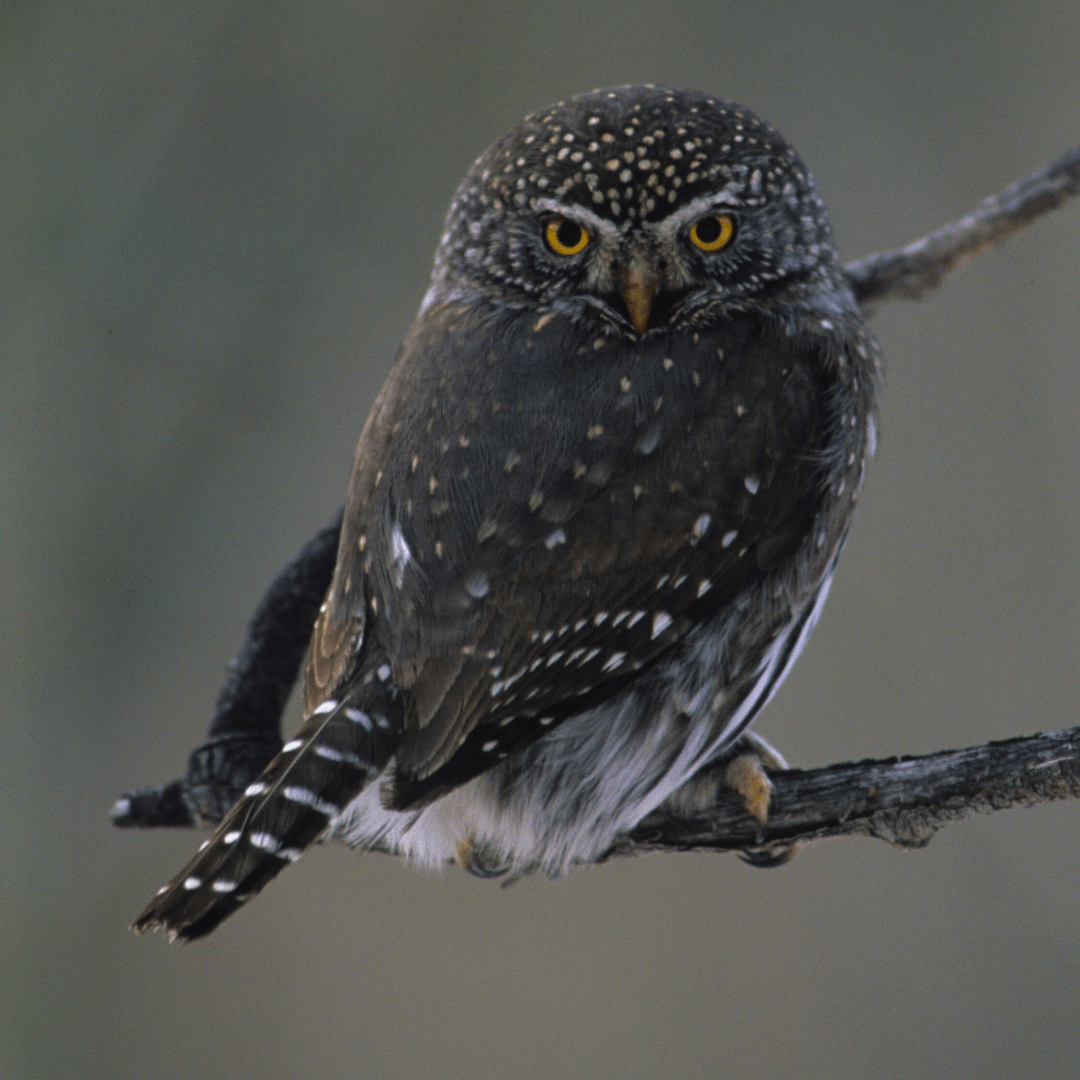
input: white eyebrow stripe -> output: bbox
[530,197,622,241]
[654,188,744,241]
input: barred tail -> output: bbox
[132,678,400,941]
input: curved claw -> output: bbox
[738,842,801,869]
[456,839,511,879]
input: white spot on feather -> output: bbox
[314,745,368,770]
[464,571,490,599]
[391,523,412,588]
[635,426,661,455]
[345,707,373,730]
[282,787,339,816]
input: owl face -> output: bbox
[425,86,836,334]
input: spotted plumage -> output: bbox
[134,85,878,940]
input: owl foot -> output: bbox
[722,732,802,867]
[456,838,511,879]
[722,730,788,825]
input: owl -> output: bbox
[133,85,878,940]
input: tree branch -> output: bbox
[114,145,1080,854]
[844,143,1080,309]
[602,726,1080,864]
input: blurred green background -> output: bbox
[3,3,1078,1078]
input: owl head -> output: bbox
[424,85,838,333]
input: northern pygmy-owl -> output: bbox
[134,85,878,940]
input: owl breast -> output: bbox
[328,292,866,828]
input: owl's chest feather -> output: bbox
[365,306,829,579]
[321,302,867,802]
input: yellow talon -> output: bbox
[723,753,774,827]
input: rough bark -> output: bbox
[844,143,1080,309]
[604,726,1080,862]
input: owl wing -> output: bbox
[322,303,836,808]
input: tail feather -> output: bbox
[132,675,400,941]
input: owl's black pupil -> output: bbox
[556,221,582,248]
[695,217,722,243]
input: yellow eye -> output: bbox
[544,218,590,256]
[688,214,736,252]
